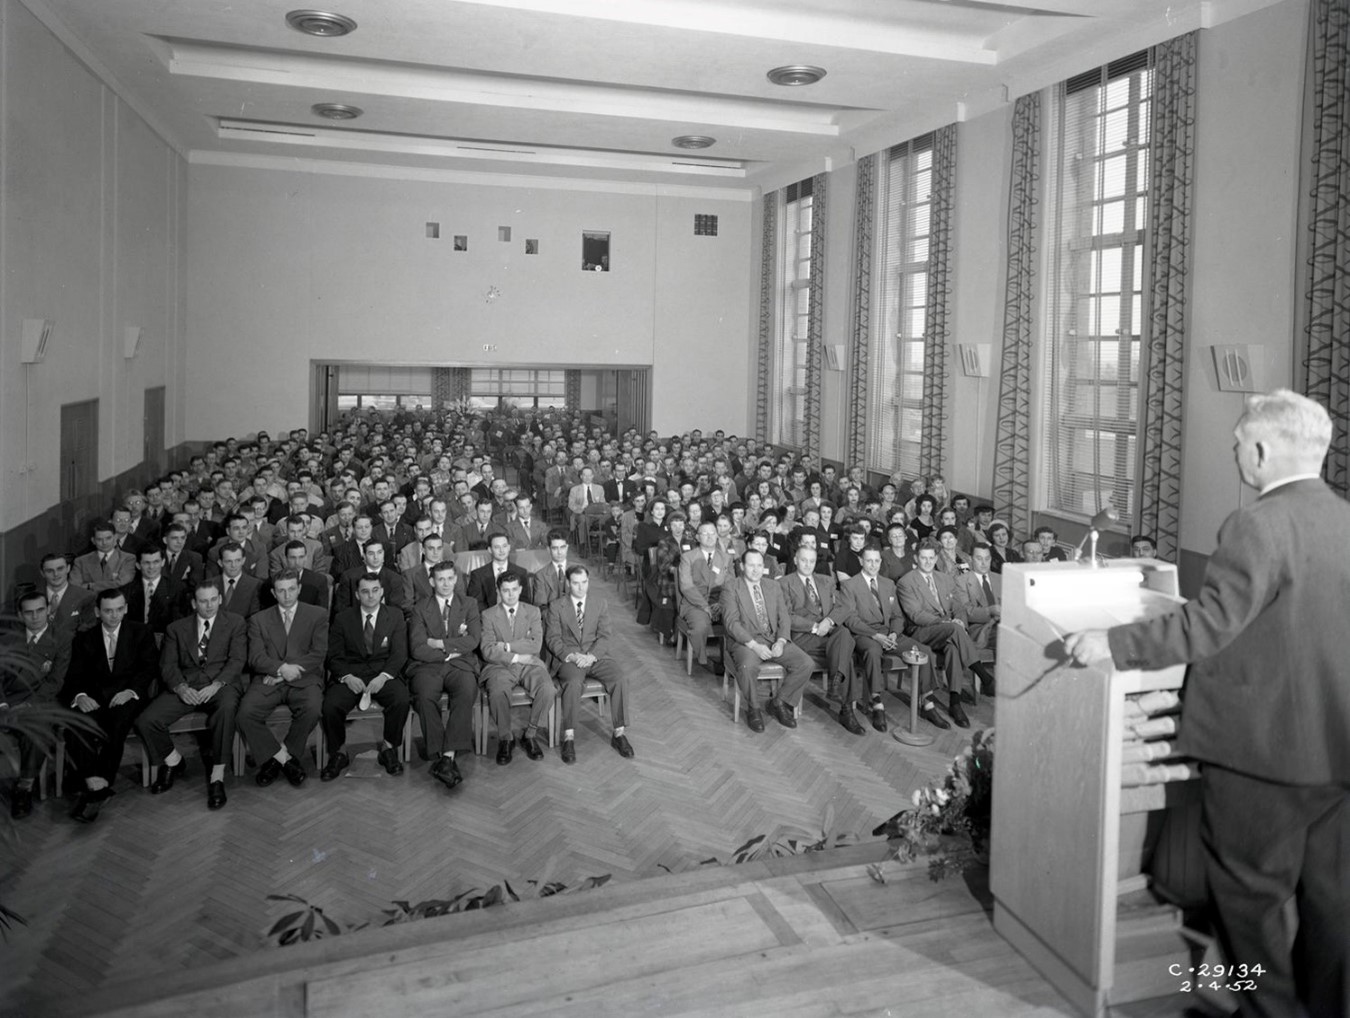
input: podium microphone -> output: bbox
[1074,506,1120,565]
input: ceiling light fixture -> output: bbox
[311,103,363,120]
[285,10,358,37]
[672,135,716,150]
[766,65,826,86]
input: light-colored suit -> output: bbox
[568,483,608,517]
[677,546,734,665]
[530,560,573,608]
[720,576,812,708]
[238,602,329,764]
[780,570,856,700]
[544,595,627,732]
[267,538,331,577]
[44,583,97,637]
[896,568,978,693]
[479,601,554,742]
[840,572,936,701]
[502,516,549,551]
[72,548,137,592]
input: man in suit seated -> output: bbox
[543,565,633,763]
[529,529,574,607]
[133,577,246,810]
[61,589,159,822]
[1129,534,1158,559]
[396,518,436,573]
[780,546,859,734]
[503,494,548,551]
[329,515,393,580]
[720,549,813,733]
[120,546,187,645]
[677,521,734,675]
[260,542,331,609]
[266,515,331,576]
[240,569,329,788]
[567,467,608,542]
[602,463,633,506]
[40,552,97,638]
[108,506,148,557]
[896,539,980,728]
[407,561,480,788]
[4,591,72,818]
[320,573,411,781]
[216,543,264,618]
[479,572,554,765]
[207,514,269,581]
[466,534,532,612]
[1033,525,1068,561]
[840,546,946,733]
[744,531,782,579]
[161,524,205,592]
[953,543,999,695]
[320,502,357,559]
[72,520,138,593]
[456,500,503,553]
[334,540,407,617]
[373,499,416,554]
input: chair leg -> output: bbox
[685,639,693,676]
[316,727,328,771]
[232,732,246,776]
[732,687,741,725]
[55,740,64,798]
[401,713,414,763]
[140,743,152,788]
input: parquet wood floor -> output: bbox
[1,563,1199,1017]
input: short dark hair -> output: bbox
[564,564,589,580]
[496,570,522,591]
[96,588,127,607]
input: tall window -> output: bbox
[469,368,565,409]
[869,136,933,476]
[772,178,813,449]
[1041,52,1152,519]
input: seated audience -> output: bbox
[677,521,734,674]
[407,561,480,787]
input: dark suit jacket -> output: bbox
[530,561,574,608]
[259,569,330,610]
[455,520,501,552]
[44,584,98,638]
[160,611,247,692]
[1108,478,1350,784]
[544,595,614,662]
[164,550,206,591]
[603,478,634,505]
[501,516,549,551]
[780,571,850,637]
[374,521,416,552]
[327,606,408,683]
[247,602,329,686]
[219,573,264,618]
[466,562,532,611]
[3,627,71,705]
[119,576,188,634]
[330,538,395,579]
[721,576,791,647]
[408,594,481,671]
[334,565,408,616]
[185,519,220,555]
[207,537,268,580]
[840,572,905,639]
[61,621,159,704]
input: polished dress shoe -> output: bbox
[521,735,544,761]
[255,758,283,787]
[10,786,34,820]
[320,751,350,782]
[948,694,971,729]
[496,738,514,765]
[870,705,889,733]
[918,699,950,730]
[377,746,404,775]
[282,759,307,787]
[766,698,797,729]
[70,786,113,823]
[838,705,865,736]
[610,733,635,759]
[150,759,187,795]
[560,739,577,765]
[207,780,227,810]
[430,755,463,790]
[745,705,766,733]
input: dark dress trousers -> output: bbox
[720,577,812,709]
[321,606,410,753]
[239,603,329,764]
[61,621,159,784]
[780,570,856,700]
[840,572,936,701]
[543,595,627,733]
[406,594,480,756]
[1107,478,1350,1018]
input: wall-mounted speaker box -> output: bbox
[20,318,52,363]
[1210,344,1263,393]
[957,342,991,377]
[822,343,845,372]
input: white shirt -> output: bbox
[198,615,214,642]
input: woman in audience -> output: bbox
[834,525,868,583]
[744,491,763,530]
[934,525,972,575]
[799,479,827,516]
[908,494,938,543]
[835,485,865,524]
[647,510,691,642]
[987,520,1021,573]
[880,522,915,582]
[818,502,840,551]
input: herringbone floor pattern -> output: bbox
[0,564,993,1016]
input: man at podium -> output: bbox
[1064,389,1348,1018]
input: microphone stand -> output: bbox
[1073,508,1119,567]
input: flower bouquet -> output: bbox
[874,728,995,881]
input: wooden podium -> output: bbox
[990,559,1204,1017]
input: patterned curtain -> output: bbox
[450,368,471,404]
[920,125,958,479]
[432,367,455,409]
[754,192,778,443]
[1138,33,1197,561]
[992,94,1041,540]
[801,173,828,464]
[565,370,581,410]
[1299,0,1350,496]
[847,154,877,470]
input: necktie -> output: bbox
[925,573,945,617]
[199,619,210,663]
[575,600,585,628]
[557,565,565,590]
[145,581,156,621]
[869,578,883,612]
[28,631,37,646]
[101,555,111,577]
[168,554,177,576]
[807,577,820,608]
[106,629,118,668]
[363,613,375,654]
[282,609,293,635]
[442,600,451,632]
[507,606,516,632]
[48,588,62,618]
[981,574,996,606]
[585,486,592,506]
[706,551,713,568]
[226,577,236,603]
[751,583,768,631]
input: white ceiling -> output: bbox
[29,0,1284,192]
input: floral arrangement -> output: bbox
[875,728,995,881]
